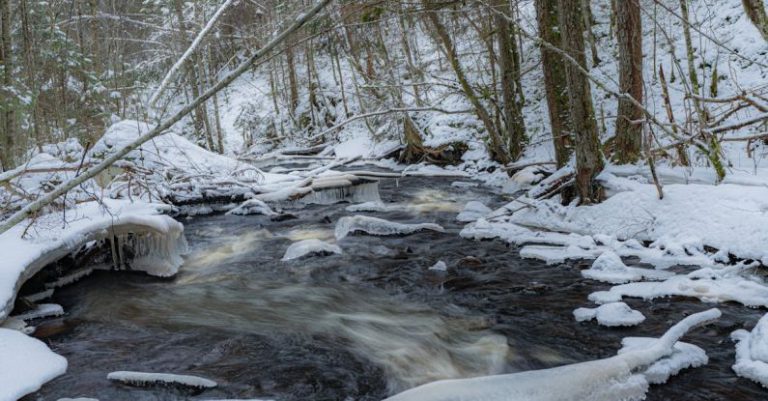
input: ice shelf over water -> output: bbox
[106,371,217,389]
[282,239,343,261]
[335,215,445,239]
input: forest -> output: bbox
[1,0,768,400]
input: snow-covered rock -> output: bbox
[107,371,217,389]
[282,239,342,261]
[581,251,674,284]
[456,201,492,223]
[346,201,390,212]
[732,313,768,388]
[335,215,445,239]
[619,337,708,384]
[0,328,67,401]
[573,302,646,327]
[429,261,448,272]
[226,199,277,216]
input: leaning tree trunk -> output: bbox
[423,0,510,165]
[558,0,604,204]
[535,0,572,170]
[496,0,526,161]
[614,0,644,163]
[743,0,768,41]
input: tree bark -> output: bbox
[558,0,604,204]
[614,0,644,163]
[0,0,14,170]
[496,0,526,161]
[535,0,572,169]
[743,0,768,41]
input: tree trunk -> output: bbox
[743,0,768,41]
[535,0,572,169]
[0,0,14,170]
[286,42,299,115]
[172,0,211,149]
[423,0,510,165]
[496,0,526,161]
[558,0,604,204]
[614,0,643,163]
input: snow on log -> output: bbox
[732,312,768,388]
[0,328,67,401]
[383,309,720,401]
[0,199,187,322]
[282,239,342,261]
[13,303,64,321]
[335,215,445,240]
[618,337,708,384]
[107,371,217,389]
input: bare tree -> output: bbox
[743,0,768,41]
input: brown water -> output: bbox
[22,175,768,401]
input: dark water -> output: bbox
[23,175,768,401]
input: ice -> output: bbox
[618,337,708,384]
[346,201,390,212]
[0,199,188,321]
[588,270,768,308]
[57,398,99,401]
[455,201,492,223]
[306,176,381,205]
[282,239,342,261]
[107,371,217,389]
[429,261,448,271]
[0,316,34,335]
[732,312,768,388]
[582,251,674,284]
[0,328,67,401]
[226,199,277,216]
[383,309,720,401]
[13,303,64,321]
[573,302,646,327]
[335,215,445,239]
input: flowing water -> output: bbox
[22,173,768,401]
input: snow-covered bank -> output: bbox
[0,328,67,401]
[0,199,187,321]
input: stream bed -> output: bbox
[23,174,768,401]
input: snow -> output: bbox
[13,303,64,321]
[429,261,448,272]
[573,302,646,327]
[346,201,390,212]
[618,338,708,384]
[455,201,492,223]
[0,199,187,321]
[581,251,674,284]
[732,313,768,388]
[106,371,217,389]
[282,239,342,261]
[335,215,445,239]
[0,328,67,401]
[383,309,720,401]
[588,267,768,308]
[226,199,277,216]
